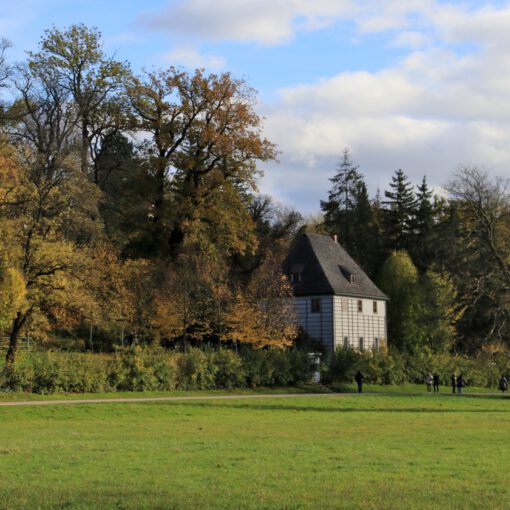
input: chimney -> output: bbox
[333,234,338,243]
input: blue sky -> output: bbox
[2,0,510,213]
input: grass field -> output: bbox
[0,390,509,509]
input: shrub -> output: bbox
[212,350,246,389]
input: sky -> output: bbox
[1,0,510,213]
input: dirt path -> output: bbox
[0,392,343,407]
[0,391,507,407]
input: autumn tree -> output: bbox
[1,69,101,365]
[154,253,229,349]
[126,68,276,257]
[0,141,26,331]
[246,255,298,347]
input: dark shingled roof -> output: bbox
[282,233,388,300]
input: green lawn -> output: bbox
[0,392,509,509]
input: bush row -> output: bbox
[0,347,315,394]
[326,348,510,387]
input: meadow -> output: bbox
[0,390,509,509]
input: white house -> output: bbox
[283,233,388,352]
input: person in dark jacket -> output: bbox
[499,375,508,393]
[355,371,364,393]
[433,373,440,393]
[451,374,457,394]
[457,374,464,395]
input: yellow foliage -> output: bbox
[0,266,26,329]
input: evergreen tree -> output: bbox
[411,176,437,271]
[321,149,363,245]
[320,149,378,272]
[350,180,379,276]
[383,169,417,252]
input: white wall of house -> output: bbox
[293,296,387,352]
[294,296,334,351]
[332,296,387,351]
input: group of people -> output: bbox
[426,373,464,394]
[354,370,509,394]
[428,373,509,394]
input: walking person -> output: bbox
[355,371,364,394]
[499,375,508,393]
[433,373,440,393]
[451,374,457,394]
[426,373,433,392]
[457,374,464,395]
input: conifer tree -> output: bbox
[383,169,417,252]
[321,149,378,270]
[412,176,437,271]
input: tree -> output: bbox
[378,250,424,352]
[383,169,417,252]
[154,253,228,349]
[243,255,298,348]
[321,150,379,273]
[420,271,462,352]
[0,79,101,365]
[0,38,11,121]
[233,194,303,279]
[27,24,130,179]
[411,176,437,271]
[321,149,363,246]
[126,68,276,257]
[445,166,510,350]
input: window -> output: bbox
[339,265,355,284]
[343,337,349,349]
[311,298,321,314]
[359,337,364,351]
[357,300,363,312]
[289,272,301,283]
[373,301,378,314]
[374,338,380,350]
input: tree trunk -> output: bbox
[82,118,90,177]
[5,312,27,367]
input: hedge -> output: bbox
[0,347,315,394]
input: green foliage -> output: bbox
[0,348,314,394]
[212,349,246,389]
[378,250,423,351]
[326,347,510,388]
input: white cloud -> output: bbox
[390,31,432,48]
[256,3,510,212]
[139,0,300,45]
[160,46,226,70]
[138,0,438,45]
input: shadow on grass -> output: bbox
[166,400,510,414]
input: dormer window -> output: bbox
[290,272,301,283]
[289,264,304,284]
[339,265,356,284]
